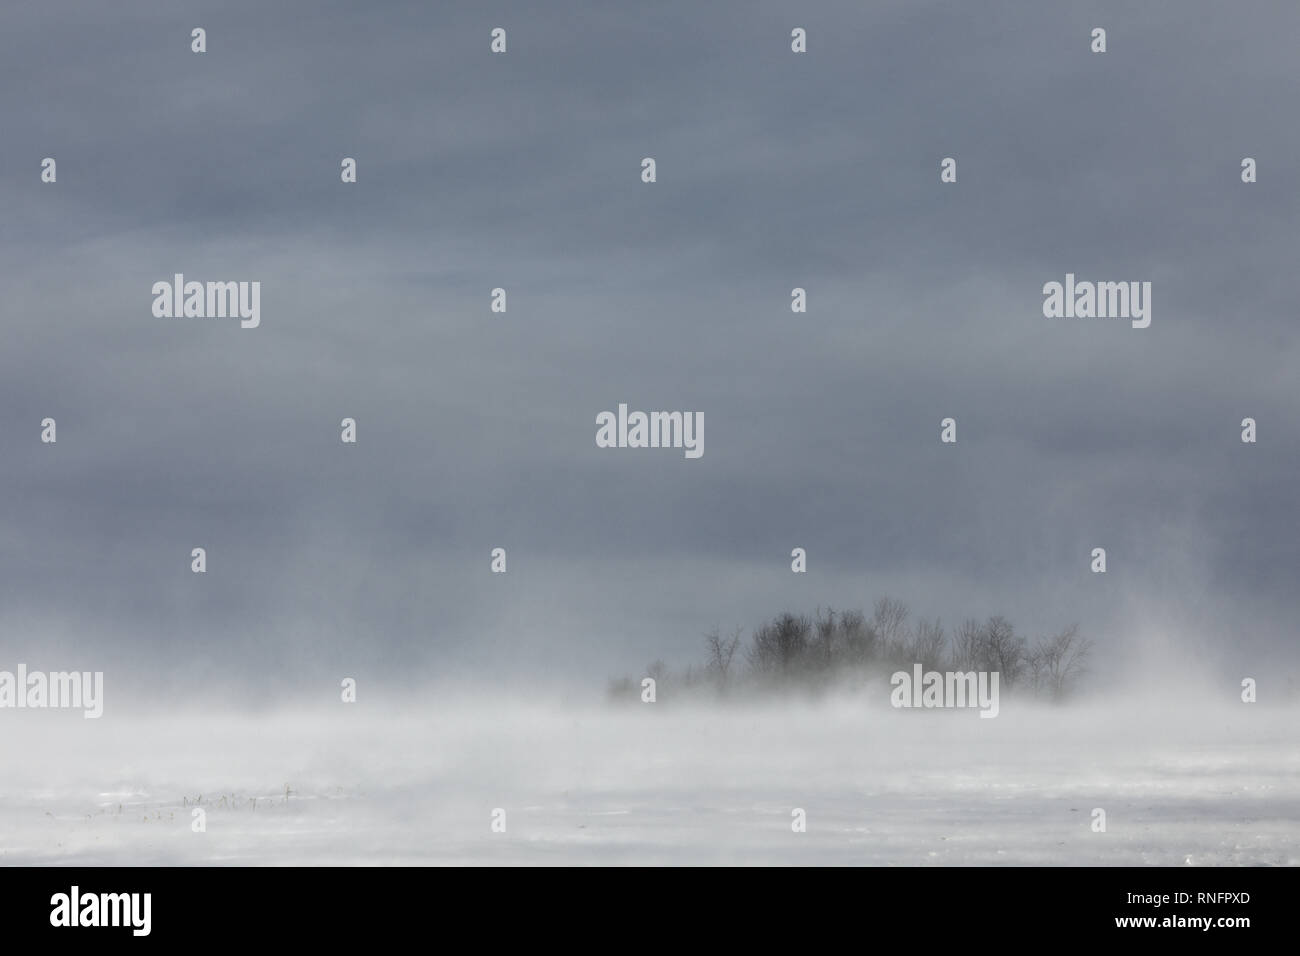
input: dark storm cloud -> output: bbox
[0,0,1296,698]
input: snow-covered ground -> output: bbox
[1,693,1295,865]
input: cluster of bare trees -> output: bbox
[608,597,1092,704]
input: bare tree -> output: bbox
[1028,624,1091,701]
[812,607,839,670]
[747,612,812,679]
[611,599,1093,704]
[839,609,873,663]
[645,659,669,698]
[981,616,1027,689]
[951,617,982,671]
[906,617,947,671]
[873,597,910,661]
[704,625,742,692]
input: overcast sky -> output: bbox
[1,0,1296,700]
